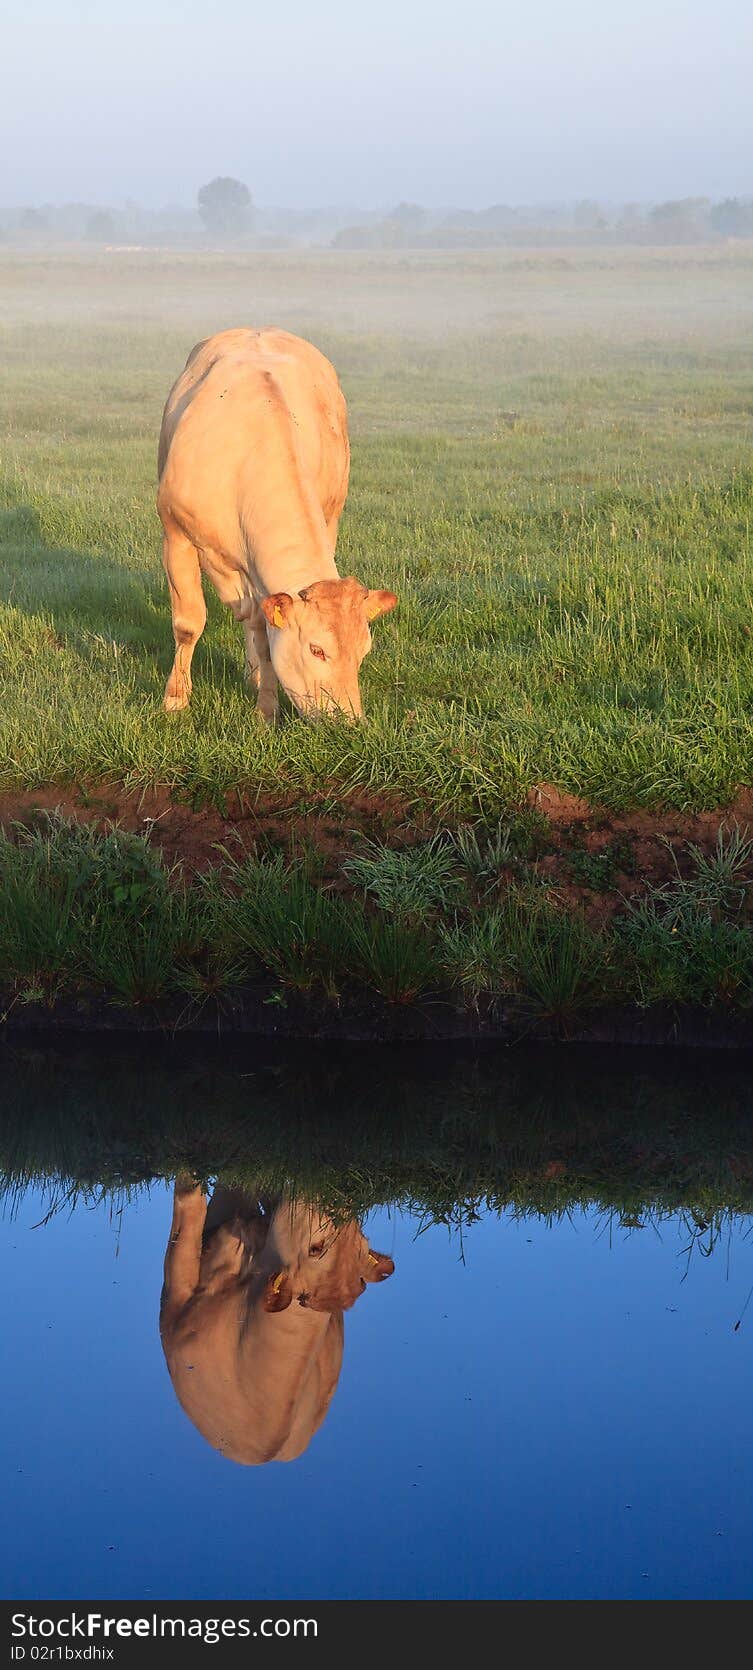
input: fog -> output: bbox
[2,0,751,210]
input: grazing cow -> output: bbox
[160,1178,394,1465]
[157,328,397,720]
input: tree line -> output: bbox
[2,178,752,247]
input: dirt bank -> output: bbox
[3,776,753,919]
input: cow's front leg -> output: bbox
[160,1177,207,1325]
[242,603,279,724]
[162,527,206,712]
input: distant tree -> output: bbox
[650,196,708,220]
[479,203,518,229]
[85,209,115,242]
[331,224,379,250]
[387,201,426,233]
[440,208,479,230]
[573,199,604,230]
[18,206,48,231]
[197,176,253,237]
[649,197,709,241]
[614,202,646,242]
[709,197,753,237]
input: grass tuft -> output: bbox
[203,851,352,996]
[343,834,461,917]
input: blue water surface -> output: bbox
[1,1182,751,1600]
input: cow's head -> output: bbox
[262,1217,395,1313]
[261,577,397,719]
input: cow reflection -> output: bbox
[160,1179,394,1465]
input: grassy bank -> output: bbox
[4,813,753,1028]
[2,247,753,816]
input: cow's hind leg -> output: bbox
[162,525,206,711]
[242,601,279,724]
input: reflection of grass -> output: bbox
[2,249,753,815]
[3,1041,753,1230]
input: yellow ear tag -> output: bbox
[272,604,285,629]
[272,1272,284,1294]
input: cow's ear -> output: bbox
[262,1271,293,1311]
[363,1249,395,1282]
[261,592,294,630]
[365,589,398,622]
[262,1269,292,1309]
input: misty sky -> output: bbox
[2,0,751,209]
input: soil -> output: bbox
[527,780,753,851]
[0,781,425,876]
[0,771,751,868]
[524,783,753,925]
[2,776,753,918]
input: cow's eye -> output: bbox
[309,1239,326,1258]
[309,644,326,661]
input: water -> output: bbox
[1,1041,752,1601]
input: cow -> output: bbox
[156,327,397,721]
[159,1177,394,1465]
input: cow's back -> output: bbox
[163,1291,343,1465]
[157,328,349,538]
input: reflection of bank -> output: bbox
[160,1179,394,1465]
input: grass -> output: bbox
[0,816,196,1004]
[203,848,352,994]
[0,817,453,1011]
[613,825,753,1007]
[1,246,753,817]
[438,888,607,1014]
[343,833,463,915]
[3,812,753,1023]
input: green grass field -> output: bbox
[2,244,753,816]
